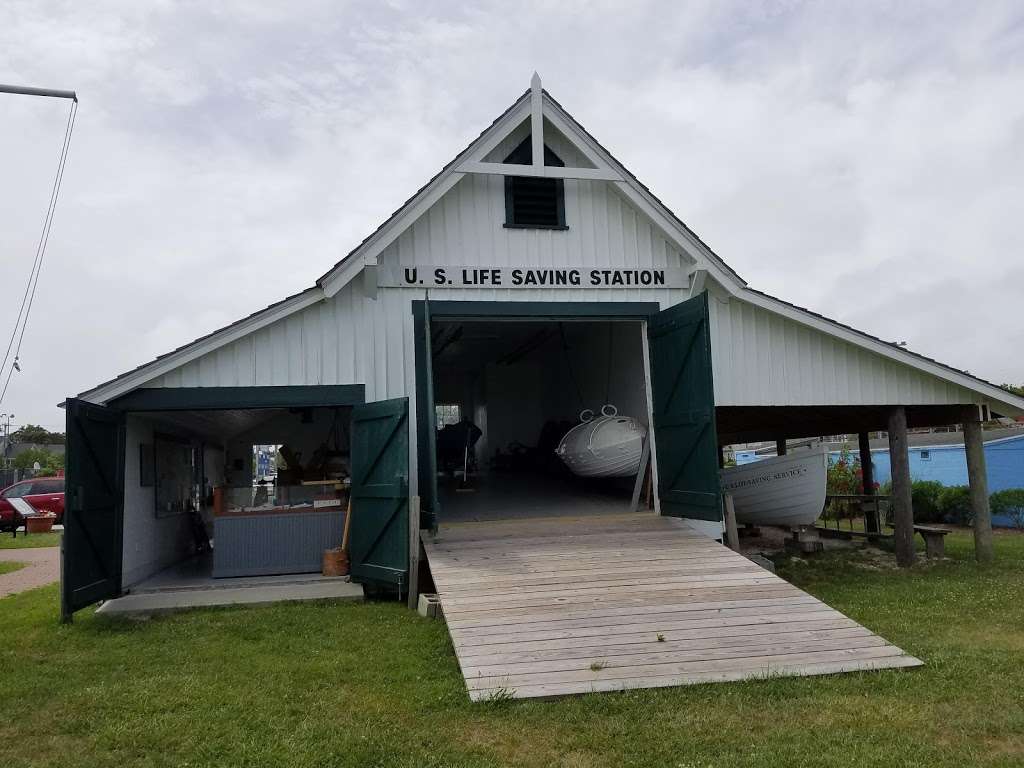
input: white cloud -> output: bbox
[0,0,1022,429]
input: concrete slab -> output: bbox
[97,579,364,616]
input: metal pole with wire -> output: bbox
[0,84,78,408]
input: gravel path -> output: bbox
[0,547,60,598]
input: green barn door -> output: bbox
[647,292,722,523]
[412,299,439,529]
[62,398,125,620]
[349,397,410,590]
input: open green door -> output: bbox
[349,397,410,590]
[62,398,125,621]
[647,292,722,523]
[412,299,439,529]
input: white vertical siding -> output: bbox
[143,172,985,413]
[707,297,981,407]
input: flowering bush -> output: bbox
[826,446,876,495]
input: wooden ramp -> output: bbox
[423,514,921,700]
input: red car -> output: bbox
[0,476,65,530]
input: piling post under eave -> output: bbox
[775,439,787,456]
[964,418,994,564]
[887,407,916,567]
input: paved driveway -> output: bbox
[0,547,60,598]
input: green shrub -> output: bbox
[910,480,946,523]
[990,488,1024,529]
[939,485,973,525]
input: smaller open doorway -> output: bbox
[428,318,654,523]
[121,405,353,591]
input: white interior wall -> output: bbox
[204,444,226,490]
[121,414,195,588]
[483,359,548,458]
[544,322,648,428]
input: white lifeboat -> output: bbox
[555,405,648,478]
[719,447,828,527]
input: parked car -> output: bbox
[0,476,65,530]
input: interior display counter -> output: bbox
[212,484,348,578]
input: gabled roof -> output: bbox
[73,78,1024,417]
[313,87,746,296]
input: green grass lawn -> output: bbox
[1,531,1022,768]
[0,531,61,549]
[0,560,26,576]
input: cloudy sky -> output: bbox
[1,0,1023,430]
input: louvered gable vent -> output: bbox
[503,136,567,229]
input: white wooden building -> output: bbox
[62,77,1024,692]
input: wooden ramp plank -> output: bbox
[423,513,921,700]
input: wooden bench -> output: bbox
[913,525,950,559]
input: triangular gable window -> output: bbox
[503,136,567,230]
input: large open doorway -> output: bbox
[414,295,723,537]
[428,317,654,523]
[120,404,354,590]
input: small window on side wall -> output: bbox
[503,136,567,230]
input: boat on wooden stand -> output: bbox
[719,447,828,527]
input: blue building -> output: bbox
[827,429,1024,526]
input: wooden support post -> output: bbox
[775,439,787,456]
[858,431,879,534]
[630,439,651,514]
[887,408,916,567]
[964,417,994,564]
[407,495,421,610]
[723,494,740,552]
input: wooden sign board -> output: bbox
[378,265,688,290]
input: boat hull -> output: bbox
[719,449,827,527]
[556,415,647,478]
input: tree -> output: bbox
[12,447,64,473]
[1000,383,1024,397]
[11,424,65,445]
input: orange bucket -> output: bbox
[322,547,350,577]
